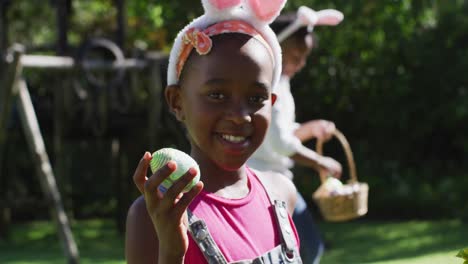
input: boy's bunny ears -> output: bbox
[202,0,287,25]
[167,0,287,90]
[277,6,344,43]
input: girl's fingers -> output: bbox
[163,168,198,202]
[144,165,202,220]
[172,181,204,218]
[144,161,177,196]
[133,152,152,194]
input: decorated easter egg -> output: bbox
[150,148,200,193]
[324,176,343,192]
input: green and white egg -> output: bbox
[324,177,343,192]
[150,148,200,193]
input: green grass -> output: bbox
[319,219,467,264]
[0,218,466,263]
[0,219,125,264]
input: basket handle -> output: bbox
[316,129,358,184]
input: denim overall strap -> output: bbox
[230,200,303,264]
[251,170,303,263]
[231,244,301,264]
[187,210,228,264]
[272,200,297,255]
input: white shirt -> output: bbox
[247,76,303,179]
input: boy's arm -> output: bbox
[126,196,159,264]
[290,145,342,178]
[294,119,335,143]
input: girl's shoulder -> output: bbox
[249,169,297,215]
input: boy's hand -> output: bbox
[307,120,336,142]
[318,156,342,178]
[132,152,204,261]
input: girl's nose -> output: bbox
[225,103,252,124]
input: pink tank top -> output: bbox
[185,168,300,263]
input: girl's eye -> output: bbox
[249,95,268,104]
[208,92,225,100]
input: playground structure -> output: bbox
[0,1,180,263]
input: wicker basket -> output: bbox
[312,129,369,222]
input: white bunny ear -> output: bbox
[201,0,243,20]
[201,0,287,27]
[202,0,241,11]
[277,6,344,43]
[297,6,318,26]
[315,9,344,26]
[277,6,317,42]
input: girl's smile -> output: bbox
[217,133,251,154]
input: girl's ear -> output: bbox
[165,85,185,121]
[271,93,277,106]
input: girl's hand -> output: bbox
[132,152,204,262]
[318,156,342,179]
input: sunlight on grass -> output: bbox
[319,219,468,264]
[371,251,461,264]
[1,218,466,263]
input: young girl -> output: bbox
[247,7,344,264]
[125,0,303,263]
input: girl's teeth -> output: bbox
[222,134,246,143]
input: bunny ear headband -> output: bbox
[276,6,344,43]
[167,0,287,90]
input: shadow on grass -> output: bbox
[319,219,467,263]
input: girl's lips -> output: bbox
[221,134,246,143]
[216,133,251,154]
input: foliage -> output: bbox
[1,0,467,220]
[4,0,203,51]
[291,0,468,219]
[457,248,468,262]
[4,1,55,49]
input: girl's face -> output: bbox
[167,34,275,171]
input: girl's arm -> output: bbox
[125,152,204,264]
[126,196,159,264]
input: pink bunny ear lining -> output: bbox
[208,0,241,10]
[316,17,342,26]
[249,0,286,22]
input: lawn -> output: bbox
[0,219,125,264]
[318,220,466,264]
[0,218,466,264]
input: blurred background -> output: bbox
[0,0,467,263]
